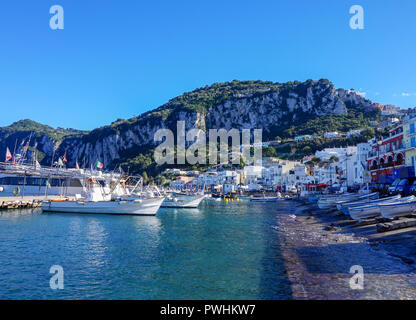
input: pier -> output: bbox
[0,196,71,210]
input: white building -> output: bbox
[324,132,341,139]
[294,135,313,142]
[243,166,263,185]
[347,129,363,138]
[354,143,370,185]
[315,147,357,161]
[218,170,241,185]
[313,164,339,185]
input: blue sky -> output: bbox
[0,0,415,130]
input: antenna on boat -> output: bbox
[12,138,18,165]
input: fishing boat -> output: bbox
[308,196,322,203]
[161,194,205,208]
[335,192,379,211]
[348,195,411,220]
[340,194,397,215]
[318,192,379,210]
[42,196,164,215]
[379,198,416,219]
[250,193,281,202]
[42,175,164,216]
[207,196,222,202]
[317,193,357,210]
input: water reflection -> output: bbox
[132,215,161,231]
[85,218,108,268]
[0,208,41,221]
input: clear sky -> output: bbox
[1,0,415,130]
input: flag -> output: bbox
[46,180,52,189]
[95,160,104,169]
[58,157,64,167]
[119,165,123,174]
[63,152,68,163]
[75,161,80,169]
[5,147,12,162]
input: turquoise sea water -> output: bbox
[0,200,292,299]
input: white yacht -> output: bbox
[42,178,164,216]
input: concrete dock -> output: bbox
[0,196,73,210]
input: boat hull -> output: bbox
[161,195,205,208]
[42,198,164,216]
[349,205,381,220]
[379,201,416,219]
[250,197,280,202]
[342,195,400,215]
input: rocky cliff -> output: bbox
[0,79,380,173]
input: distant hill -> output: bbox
[0,79,381,174]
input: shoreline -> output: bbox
[277,199,416,299]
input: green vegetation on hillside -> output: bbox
[1,119,88,142]
[281,105,380,138]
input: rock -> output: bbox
[324,223,340,232]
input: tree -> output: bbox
[329,156,339,163]
[311,157,321,164]
[239,156,245,168]
[262,146,276,157]
[155,174,165,186]
[142,171,149,184]
[302,146,312,154]
[360,127,375,140]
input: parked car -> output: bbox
[391,178,411,196]
[409,180,416,196]
[388,179,401,195]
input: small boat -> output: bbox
[161,194,205,208]
[308,196,321,203]
[379,198,416,219]
[340,194,397,215]
[250,193,281,202]
[250,197,280,202]
[349,195,412,220]
[335,192,379,211]
[207,196,222,202]
[317,193,358,210]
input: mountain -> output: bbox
[0,79,380,174]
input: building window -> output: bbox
[412,156,415,168]
[411,123,415,134]
[411,137,416,148]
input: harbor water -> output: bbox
[0,200,292,299]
